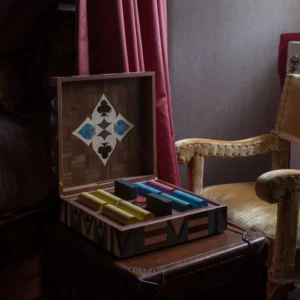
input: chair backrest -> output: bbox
[274,74,300,144]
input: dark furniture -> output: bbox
[0,1,76,297]
[44,222,268,300]
[0,207,49,300]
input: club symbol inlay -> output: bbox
[97,100,112,116]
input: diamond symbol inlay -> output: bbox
[98,119,111,130]
[98,130,111,140]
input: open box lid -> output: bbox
[51,72,157,196]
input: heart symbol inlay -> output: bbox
[114,120,129,136]
[78,124,95,140]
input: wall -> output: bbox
[168,0,300,187]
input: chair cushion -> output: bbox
[201,182,300,249]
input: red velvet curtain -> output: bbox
[278,33,300,88]
[77,0,180,185]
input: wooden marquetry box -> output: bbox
[50,72,227,258]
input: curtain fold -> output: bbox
[77,0,179,185]
[77,0,89,75]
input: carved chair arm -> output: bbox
[255,170,300,298]
[255,169,300,203]
[176,133,281,164]
[175,133,288,194]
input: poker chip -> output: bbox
[134,196,146,207]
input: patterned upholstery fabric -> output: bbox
[0,1,75,214]
[0,56,29,114]
[0,113,49,212]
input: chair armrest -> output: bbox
[176,133,280,164]
[255,170,300,297]
[255,169,300,204]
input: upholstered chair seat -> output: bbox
[202,182,300,253]
[202,183,279,240]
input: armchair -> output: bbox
[176,74,300,299]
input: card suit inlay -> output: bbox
[72,93,135,166]
[97,100,112,116]
[114,120,129,135]
[98,142,112,159]
[79,123,95,140]
[99,119,111,129]
[98,130,111,140]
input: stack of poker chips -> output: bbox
[145,180,208,209]
[93,190,154,222]
[146,193,173,217]
[114,179,137,200]
[77,179,208,224]
[77,192,107,212]
[114,179,146,207]
[132,180,208,217]
[77,189,155,226]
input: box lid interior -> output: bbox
[52,73,156,195]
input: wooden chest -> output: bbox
[50,72,227,258]
[45,224,268,300]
